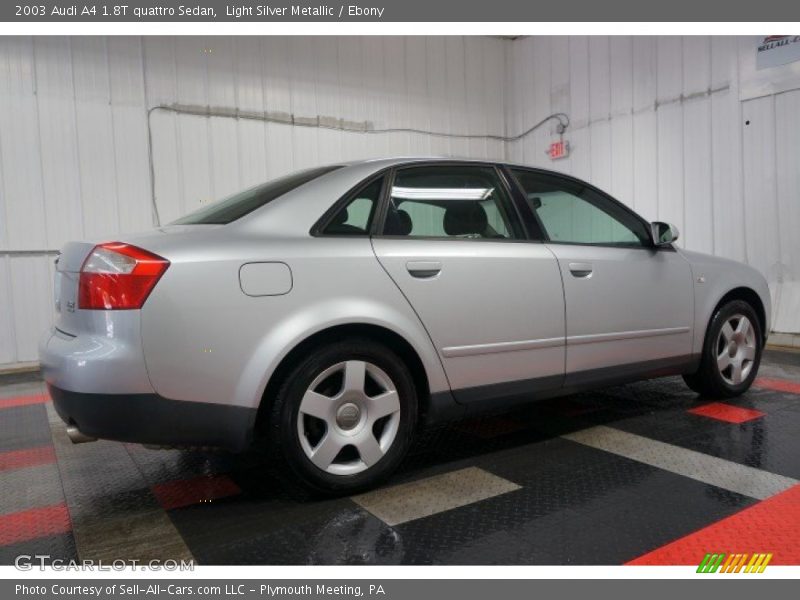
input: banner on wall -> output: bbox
[756,36,800,69]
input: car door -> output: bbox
[371,163,566,404]
[507,168,695,386]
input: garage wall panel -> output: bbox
[632,37,657,112]
[261,38,294,179]
[632,109,658,220]
[589,120,612,194]
[530,37,552,169]
[656,37,683,100]
[109,37,152,234]
[656,105,685,233]
[589,37,611,122]
[741,96,780,281]
[8,255,53,362]
[547,36,571,174]
[709,89,745,263]
[682,97,713,254]
[610,115,633,208]
[465,39,487,158]
[72,37,120,241]
[566,36,591,179]
[0,36,48,251]
[504,40,523,164]
[34,37,85,249]
[773,90,800,333]
[682,37,711,96]
[0,257,17,365]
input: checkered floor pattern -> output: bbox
[1,349,799,565]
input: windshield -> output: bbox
[171,165,343,225]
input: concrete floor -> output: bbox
[1,349,799,565]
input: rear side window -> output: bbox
[382,166,519,239]
[321,177,384,236]
[172,165,342,225]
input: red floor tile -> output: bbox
[0,503,71,546]
[755,377,800,395]
[627,484,800,565]
[0,394,49,410]
[0,445,56,472]
[688,402,765,424]
[151,475,242,511]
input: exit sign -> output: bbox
[546,140,570,160]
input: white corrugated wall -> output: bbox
[1,35,798,370]
[506,35,800,337]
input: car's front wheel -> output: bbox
[683,299,762,398]
[268,338,418,494]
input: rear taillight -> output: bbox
[78,242,169,310]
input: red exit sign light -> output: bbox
[547,140,570,160]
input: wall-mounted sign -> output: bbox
[546,140,570,160]
[756,36,800,70]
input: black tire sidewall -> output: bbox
[269,338,418,494]
[702,300,763,396]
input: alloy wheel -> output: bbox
[715,314,757,386]
[297,360,401,475]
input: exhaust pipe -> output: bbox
[66,425,97,444]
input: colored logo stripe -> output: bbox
[697,552,773,573]
[697,553,724,573]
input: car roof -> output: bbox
[335,156,537,170]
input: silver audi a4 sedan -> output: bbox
[40,158,770,492]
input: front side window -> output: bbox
[382,166,518,239]
[510,169,650,247]
[172,165,342,225]
[321,177,383,236]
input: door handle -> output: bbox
[406,261,442,279]
[568,262,593,278]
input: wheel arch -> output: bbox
[254,323,436,435]
[712,286,768,344]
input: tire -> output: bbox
[267,337,418,494]
[683,299,763,398]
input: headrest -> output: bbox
[385,208,413,236]
[443,202,488,236]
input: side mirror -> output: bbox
[651,221,679,246]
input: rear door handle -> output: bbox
[568,262,593,278]
[406,261,442,279]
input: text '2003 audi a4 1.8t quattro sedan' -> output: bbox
[40,158,771,493]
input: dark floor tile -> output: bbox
[182,505,395,565]
[0,532,77,566]
[0,405,52,453]
[764,349,800,368]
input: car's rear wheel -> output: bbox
[268,338,417,494]
[683,299,762,398]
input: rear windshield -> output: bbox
[171,165,342,225]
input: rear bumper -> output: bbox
[38,322,154,396]
[48,384,257,452]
